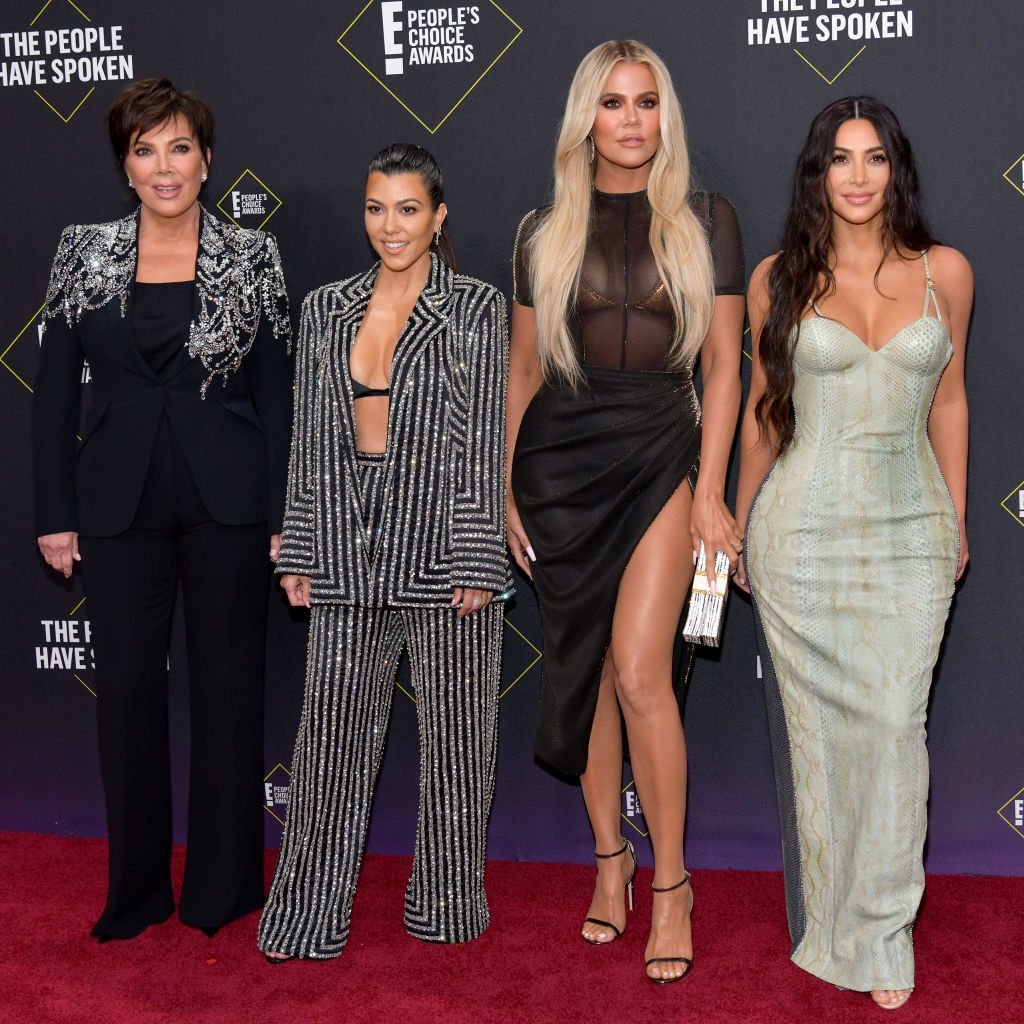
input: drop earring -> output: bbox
[586,135,595,163]
[434,226,441,246]
[127,178,134,189]
[201,173,207,182]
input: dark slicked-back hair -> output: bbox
[756,96,937,453]
[367,143,457,271]
[108,78,215,173]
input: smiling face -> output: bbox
[591,61,661,178]
[123,113,208,221]
[825,117,892,227]
[364,171,446,275]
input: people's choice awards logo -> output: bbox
[621,772,648,839]
[0,0,136,122]
[1002,152,1024,200]
[999,480,1024,529]
[997,785,1024,842]
[745,0,915,85]
[1,305,46,394]
[264,764,292,826]
[216,169,283,231]
[338,0,522,133]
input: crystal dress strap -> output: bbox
[921,249,942,322]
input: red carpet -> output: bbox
[0,832,1019,1024]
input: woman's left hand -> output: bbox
[452,587,493,618]
[689,489,744,595]
[269,534,282,563]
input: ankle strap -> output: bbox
[652,870,692,893]
[594,839,629,859]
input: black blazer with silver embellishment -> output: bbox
[277,254,512,606]
[32,206,293,537]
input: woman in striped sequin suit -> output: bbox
[259,145,511,960]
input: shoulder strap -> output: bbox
[921,249,942,322]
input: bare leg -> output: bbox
[579,660,632,943]
[610,483,695,981]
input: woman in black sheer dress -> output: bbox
[507,40,744,983]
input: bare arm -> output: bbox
[927,246,973,580]
[691,293,745,590]
[734,256,782,592]
[505,301,542,577]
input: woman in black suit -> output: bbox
[258,143,509,961]
[32,78,292,941]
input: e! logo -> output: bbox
[381,0,404,75]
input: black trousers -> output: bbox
[79,415,269,939]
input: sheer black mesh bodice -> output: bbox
[513,190,743,371]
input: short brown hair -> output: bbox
[107,78,215,170]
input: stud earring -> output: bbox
[201,173,207,182]
[127,178,134,189]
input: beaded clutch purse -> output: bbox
[682,543,731,648]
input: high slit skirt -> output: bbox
[511,365,701,775]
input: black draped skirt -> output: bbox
[511,365,701,775]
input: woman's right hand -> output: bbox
[38,531,80,578]
[280,574,312,608]
[506,495,535,578]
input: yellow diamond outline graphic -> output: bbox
[999,479,1024,528]
[263,762,293,826]
[30,0,98,123]
[620,779,648,838]
[216,169,284,231]
[337,0,523,134]
[996,785,1024,841]
[67,595,96,697]
[792,44,866,85]
[499,613,541,700]
[1001,152,1024,199]
[0,303,46,393]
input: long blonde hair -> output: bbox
[529,40,714,384]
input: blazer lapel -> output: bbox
[323,269,376,562]
[387,254,451,387]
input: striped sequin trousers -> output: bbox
[258,454,503,958]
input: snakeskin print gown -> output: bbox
[745,253,959,992]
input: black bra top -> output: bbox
[352,377,390,400]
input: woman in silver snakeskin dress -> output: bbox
[259,144,510,961]
[734,98,972,1011]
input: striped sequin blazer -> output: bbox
[277,254,512,606]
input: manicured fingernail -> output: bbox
[709,577,717,596]
[526,545,536,562]
[692,550,697,566]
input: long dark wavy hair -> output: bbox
[367,142,457,271]
[756,96,937,453]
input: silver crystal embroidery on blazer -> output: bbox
[43,206,291,397]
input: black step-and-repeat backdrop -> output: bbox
[2,0,1022,875]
